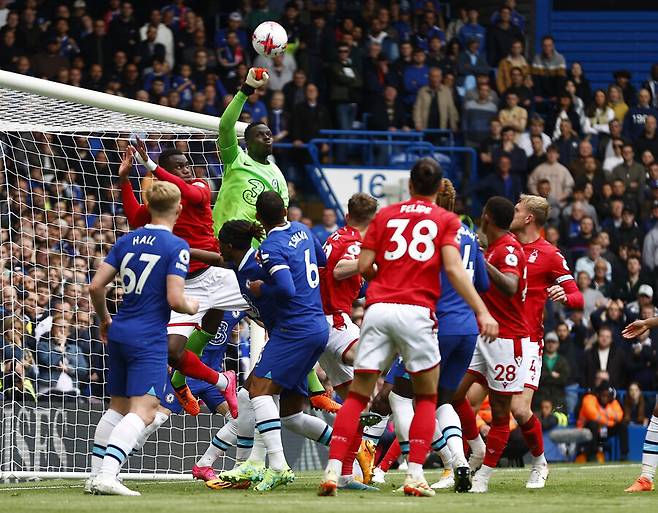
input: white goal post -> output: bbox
[0,71,313,482]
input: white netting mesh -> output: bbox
[0,87,243,477]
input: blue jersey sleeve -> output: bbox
[259,237,296,300]
[167,238,191,278]
[473,245,490,292]
[104,236,123,270]
[313,234,327,267]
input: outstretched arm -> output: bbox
[117,146,150,228]
[189,248,225,267]
[218,68,270,164]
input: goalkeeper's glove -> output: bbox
[240,67,269,96]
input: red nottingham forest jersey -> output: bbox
[483,232,529,338]
[521,236,581,341]
[320,226,363,315]
[361,198,461,312]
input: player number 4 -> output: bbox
[384,218,438,262]
[119,252,161,295]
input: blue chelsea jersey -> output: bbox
[233,248,278,331]
[105,224,190,345]
[258,221,327,336]
[437,223,489,336]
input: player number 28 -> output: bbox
[494,364,517,382]
[119,252,161,295]
[384,218,438,262]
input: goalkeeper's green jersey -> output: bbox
[212,91,288,236]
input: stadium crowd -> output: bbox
[1,0,658,461]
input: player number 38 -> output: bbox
[384,218,438,262]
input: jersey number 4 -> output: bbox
[119,252,161,295]
[384,219,437,262]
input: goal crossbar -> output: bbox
[0,70,248,136]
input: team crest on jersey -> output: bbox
[165,393,175,404]
[528,249,539,263]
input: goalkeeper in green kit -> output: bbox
[170,67,339,413]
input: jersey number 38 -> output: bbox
[384,219,438,262]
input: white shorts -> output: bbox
[467,335,527,394]
[523,339,542,390]
[168,266,250,337]
[355,303,440,374]
[318,313,358,387]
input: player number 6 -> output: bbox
[304,248,320,288]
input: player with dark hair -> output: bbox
[213,67,333,410]
[119,138,245,420]
[452,195,529,493]
[319,158,498,497]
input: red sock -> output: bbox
[173,349,219,386]
[454,397,479,441]
[408,393,437,465]
[482,416,510,468]
[341,424,364,476]
[378,438,402,472]
[328,391,369,463]
[520,414,544,457]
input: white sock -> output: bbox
[91,409,123,477]
[389,392,414,455]
[431,420,454,468]
[252,395,287,471]
[477,464,494,481]
[362,414,389,444]
[325,458,342,477]
[216,372,228,391]
[100,413,146,478]
[197,413,236,467]
[469,434,486,457]
[407,462,425,481]
[641,415,658,481]
[437,404,467,468]
[249,430,267,464]
[235,388,256,462]
[532,453,548,466]
[133,411,169,454]
[281,412,333,446]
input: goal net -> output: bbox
[0,83,242,480]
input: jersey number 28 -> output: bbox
[384,219,437,262]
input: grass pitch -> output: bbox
[0,465,653,513]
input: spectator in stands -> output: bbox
[547,93,582,141]
[634,115,658,161]
[458,7,486,55]
[598,119,629,161]
[312,208,340,244]
[623,381,648,426]
[537,331,571,409]
[611,144,646,194]
[564,79,587,133]
[583,325,627,389]
[446,6,467,42]
[554,119,580,166]
[613,69,637,106]
[475,154,521,204]
[267,91,289,143]
[615,255,650,303]
[501,64,533,111]
[498,92,527,133]
[491,125,527,176]
[35,322,89,395]
[577,271,607,322]
[643,63,658,109]
[568,61,592,106]
[139,8,174,68]
[624,88,658,141]
[464,73,498,103]
[412,67,459,133]
[30,38,69,80]
[528,145,574,206]
[602,138,625,175]
[462,82,498,147]
[402,47,428,105]
[478,117,503,175]
[584,89,615,136]
[592,258,614,297]
[456,37,488,96]
[626,284,656,319]
[608,84,629,123]
[369,85,407,132]
[531,35,566,105]
[491,0,526,32]
[486,6,522,68]
[518,115,551,157]
[577,380,628,461]
[135,25,166,71]
[642,209,658,273]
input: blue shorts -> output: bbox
[253,327,329,396]
[107,340,168,399]
[385,357,409,385]
[161,378,226,414]
[438,334,478,390]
